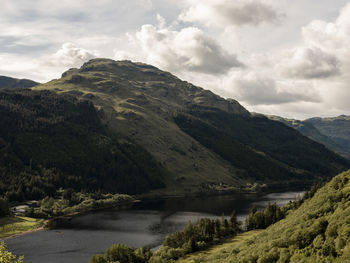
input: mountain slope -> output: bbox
[0,76,39,89]
[32,58,350,194]
[306,115,350,155]
[269,115,350,159]
[178,169,350,262]
[0,89,165,202]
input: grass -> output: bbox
[0,216,46,238]
[176,230,263,263]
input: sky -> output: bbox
[1,0,350,119]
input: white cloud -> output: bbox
[123,23,243,74]
[179,0,284,27]
[1,0,350,119]
[278,47,340,79]
[48,42,98,68]
[220,71,321,105]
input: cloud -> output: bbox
[122,23,243,74]
[221,71,321,105]
[278,46,340,79]
[302,3,350,54]
[179,0,284,27]
[48,42,98,68]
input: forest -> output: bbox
[0,89,165,215]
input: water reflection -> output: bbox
[4,191,303,263]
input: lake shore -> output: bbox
[1,197,137,240]
[4,190,305,263]
[1,180,311,241]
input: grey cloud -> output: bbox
[0,36,53,54]
[226,73,321,105]
[280,47,341,79]
[216,1,283,26]
[179,0,284,27]
[128,25,243,74]
[47,43,98,68]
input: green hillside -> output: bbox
[0,88,165,202]
[176,169,350,263]
[29,58,349,195]
[0,76,39,89]
[175,108,348,184]
[1,59,349,200]
[306,116,350,155]
[268,115,350,159]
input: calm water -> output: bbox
[4,191,304,263]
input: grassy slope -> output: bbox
[306,116,350,154]
[177,170,350,263]
[0,216,45,238]
[36,59,251,194]
[0,88,165,202]
[34,59,350,195]
[176,231,262,263]
[269,115,350,159]
[0,76,39,89]
[175,108,349,184]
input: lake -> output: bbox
[4,191,304,263]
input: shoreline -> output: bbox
[2,221,48,241]
[135,180,313,200]
[1,182,311,240]
[2,199,137,240]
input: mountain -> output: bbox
[306,115,350,154]
[179,169,350,262]
[0,88,165,202]
[0,76,39,89]
[24,58,349,196]
[269,115,350,159]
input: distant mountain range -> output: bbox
[0,59,349,200]
[269,115,350,159]
[0,75,39,89]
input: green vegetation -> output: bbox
[246,203,285,231]
[174,107,349,183]
[306,115,350,155]
[0,198,9,217]
[150,213,241,262]
[90,212,241,263]
[174,170,350,262]
[89,244,153,263]
[0,216,45,238]
[33,59,350,195]
[0,88,165,204]
[26,191,134,219]
[0,242,23,263]
[176,231,262,263]
[269,115,350,159]
[0,76,38,89]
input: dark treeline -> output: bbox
[90,245,152,263]
[246,203,285,230]
[246,183,325,231]
[90,212,241,263]
[174,107,350,182]
[90,184,325,262]
[163,212,241,251]
[0,89,166,210]
[0,197,9,217]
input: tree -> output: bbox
[104,244,134,263]
[0,242,23,263]
[89,254,106,263]
[229,211,240,234]
[0,198,9,217]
